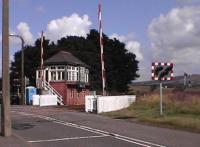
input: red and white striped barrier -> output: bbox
[99,4,106,95]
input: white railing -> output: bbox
[42,80,64,105]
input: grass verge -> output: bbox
[102,93,200,133]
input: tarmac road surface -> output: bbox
[1,105,200,147]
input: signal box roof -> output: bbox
[44,51,88,67]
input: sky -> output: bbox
[1,0,200,81]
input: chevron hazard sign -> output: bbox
[152,62,174,81]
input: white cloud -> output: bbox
[109,33,147,81]
[126,41,143,61]
[109,33,144,61]
[45,13,92,41]
[148,6,200,76]
[110,33,127,42]
[17,22,34,45]
[8,23,34,77]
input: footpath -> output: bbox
[0,133,32,147]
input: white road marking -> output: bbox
[115,137,151,147]
[28,135,109,143]
[12,111,166,147]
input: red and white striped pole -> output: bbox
[40,31,44,87]
[98,3,106,96]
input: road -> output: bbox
[1,105,200,147]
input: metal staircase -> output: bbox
[42,80,64,105]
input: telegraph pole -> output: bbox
[1,0,12,136]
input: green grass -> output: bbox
[102,93,200,133]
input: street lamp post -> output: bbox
[9,34,25,105]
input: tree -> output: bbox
[85,30,139,92]
[10,37,56,87]
[10,29,139,94]
[10,60,20,94]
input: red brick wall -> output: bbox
[66,85,90,105]
[49,81,90,106]
[49,81,67,104]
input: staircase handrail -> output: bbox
[42,80,64,105]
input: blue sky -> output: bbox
[8,0,175,43]
[1,0,200,80]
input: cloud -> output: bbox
[17,22,34,45]
[109,33,144,61]
[109,33,148,81]
[45,13,92,41]
[148,6,200,75]
[126,41,143,61]
[110,33,128,42]
[8,23,34,76]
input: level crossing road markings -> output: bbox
[11,111,166,147]
[12,106,69,115]
[28,135,110,143]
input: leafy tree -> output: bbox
[85,30,139,92]
[10,29,139,94]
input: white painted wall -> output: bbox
[39,95,57,106]
[32,95,40,105]
[97,95,136,113]
[85,95,136,113]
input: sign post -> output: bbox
[160,82,163,116]
[152,62,173,116]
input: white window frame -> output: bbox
[49,65,65,81]
[48,65,89,83]
[67,66,79,82]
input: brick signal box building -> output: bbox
[36,51,90,105]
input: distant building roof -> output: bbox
[44,51,88,67]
